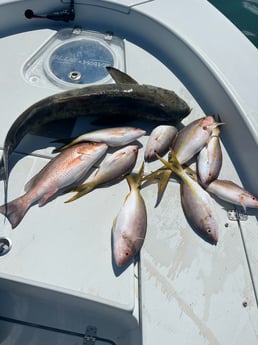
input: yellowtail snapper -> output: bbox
[65,145,139,202]
[112,163,147,267]
[156,151,219,245]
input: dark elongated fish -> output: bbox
[0,67,191,205]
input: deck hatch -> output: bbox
[23,28,125,90]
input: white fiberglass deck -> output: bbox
[0,1,258,345]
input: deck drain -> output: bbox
[0,237,12,256]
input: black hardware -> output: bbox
[83,326,97,345]
[25,0,75,22]
[0,237,12,256]
[0,316,117,344]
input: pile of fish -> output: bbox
[0,68,258,269]
[0,66,191,206]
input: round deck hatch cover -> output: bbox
[23,29,125,90]
[46,39,115,85]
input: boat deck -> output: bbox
[0,1,257,344]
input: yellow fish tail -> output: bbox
[126,162,145,190]
[64,183,94,203]
[155,169,172,207]
[155,150,183,178]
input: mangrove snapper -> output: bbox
[0,142,108,228]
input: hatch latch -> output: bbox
[83,326,97,345]
[227,208,248,221]
[25,0,75,22]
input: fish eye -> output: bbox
[202,126,207,130]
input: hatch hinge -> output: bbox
[83,326,97,345]
[227,208,248,221]
[24,0,75,22]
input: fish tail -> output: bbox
[135,161,145,186]
[64,183,95,203]
[213,120,225,130]
[141,166,173,206]
[126,162,145,190]
[155,169,173,207]
[0,196,29,229]
[155,149,183,177]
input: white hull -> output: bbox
[0,1,257,344]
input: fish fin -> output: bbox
[64,183,94,203]
[239,197,247,213]
[155,151,174,170]
[38,190,57,207]
[24,175,39,192]
[141,166,166,184]
[155,169,173,207]
[24,167,48,192]
[241,204,247,213]
[136,162,145,186]
[0,197,29,229]
[142,167,172,207]
[156,149,184,177]
[111,216,118,231]
[126,162,145,190]
[106,67,139,85]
